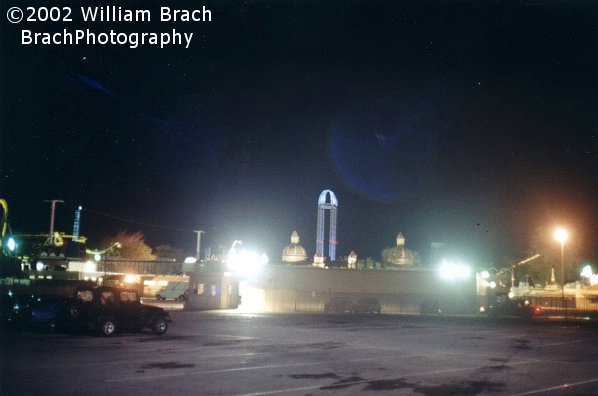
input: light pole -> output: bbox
[193,230,204,261]
[44,199,64,245]
[554,228,568,321]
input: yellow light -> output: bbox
[123,274,139,283]
[554,228,568,244]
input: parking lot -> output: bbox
[2,311,598,395]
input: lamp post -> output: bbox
[44,199,64,245]
[554,228,568,321]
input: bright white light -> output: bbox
[7,237,16,252]
[508,291,515,299]
[489,281,497,289]
[36,261,44,271]
[94,254,101,261]
[237,280,267,313]
[227,246,267,279]
[84,261,97,273]
[439,261,471,280]
[481,271,490,279]
[580,265,593,278]
[184,257,197,264]
[123,274,139,283]
[590,274,598,286]
[554,228,568,244]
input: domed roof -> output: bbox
[282,231,308,263]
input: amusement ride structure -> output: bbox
[315,189,338,262]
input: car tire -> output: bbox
[97,317,117,337]
[151,317,168,335]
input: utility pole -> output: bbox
[193,230,204,260]
[44,199,64,245]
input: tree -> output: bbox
[381,246,419,267]
[154,244,186,262]
[101,231,155,261]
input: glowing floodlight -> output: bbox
[123,274,140,283]
[227,242,267,279]
[581,265,593,279]
[439,260,471,280]
[184,257,198,264]
[7,237,16,252]
[554,228,569,244]
[84,260,97,273]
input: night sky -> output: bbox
[1,1,596,265]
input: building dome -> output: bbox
[282,231,308,263]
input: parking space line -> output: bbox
[244,360,533,395]
[104,357,379,383]
[201,333,259,340]
[513,377,598,395]
[537,337,594,348]
[104,353,533,385]
[3,352,266,372]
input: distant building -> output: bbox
[282,231,308,263]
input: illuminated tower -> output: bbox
[316,189,338,261]
[72,205,82,242]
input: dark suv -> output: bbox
[57,286,171,336]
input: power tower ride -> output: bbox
[316,189,338,262]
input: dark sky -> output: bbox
[1,1,596,265]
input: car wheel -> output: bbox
[151,318,168,335]
[97,317,117,337]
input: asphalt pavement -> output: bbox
[1,312,597,395]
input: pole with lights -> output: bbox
[44,199,64,245]
[554,228,568,322]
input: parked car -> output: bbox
[156,282,190,301]
[29,296,71,332]
[324,296,355,314]
[354,297,381,314]
[0,291,35,331]
[56,286,171,336]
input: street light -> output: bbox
[554,227,568,321]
